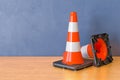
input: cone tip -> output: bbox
[69,11,78,22]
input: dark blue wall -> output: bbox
[0,0,119,56]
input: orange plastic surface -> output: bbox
[62,51,84,65]
[94,38,108,61]
[87,44,94,58]
[67,32,80,42]
[69,12,78,22]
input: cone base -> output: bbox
[53,59,93,71]
[93,56,113,67]
[91,33,113,67]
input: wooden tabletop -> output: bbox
[0,56,119,80]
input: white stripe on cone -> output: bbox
[66,42,80,52]
[68,22,78,32]
[81,45,89,58]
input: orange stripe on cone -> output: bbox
[62,11,84,65]
[87,44,94,58]
[67,32,80,42]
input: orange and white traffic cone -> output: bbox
[53,11,93,70]
[81,39,108,60]
[62,12,84,65]
[81,41,107,60]
[81,33,113,67]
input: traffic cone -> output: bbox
[53,11,93,70]
[62,11,84,65]
[81,40,107,60]
[81,33,113,67]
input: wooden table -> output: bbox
[0,57,119,80]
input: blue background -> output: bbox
[0,0,119,56]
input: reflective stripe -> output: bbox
[66,42,80,52]
[81,45,89,58]
[68,22,78,32]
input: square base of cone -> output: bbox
[94,56,113,67]
[53,59,93,71]
[91,33,113,67]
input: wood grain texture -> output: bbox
[0,56,119,80]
